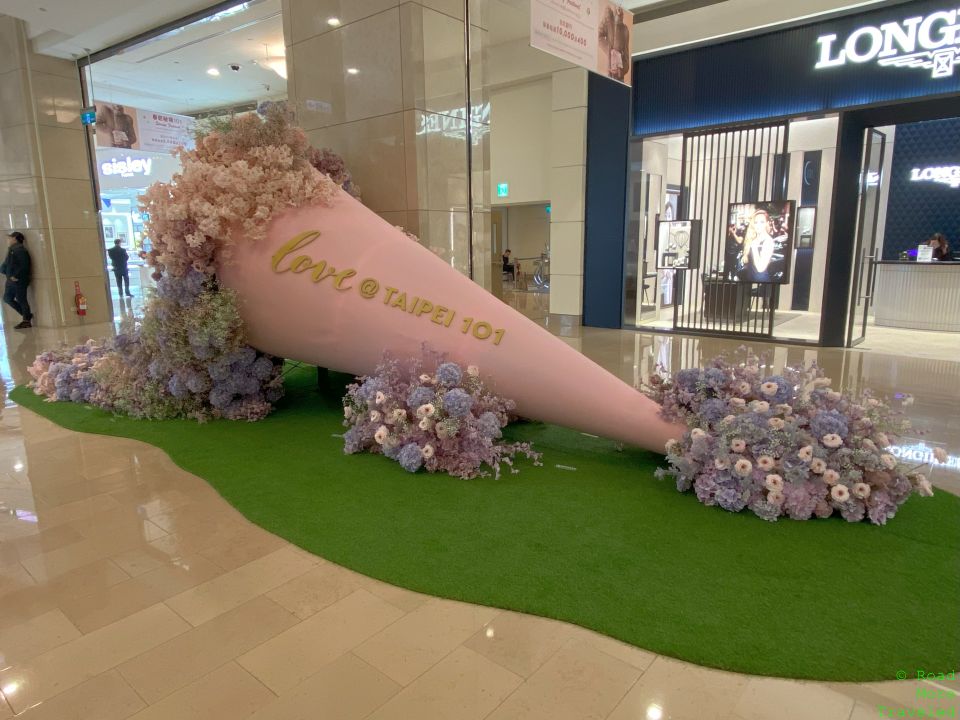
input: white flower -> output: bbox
[812,377,832,388]
[374,391,386,405]
[768,489,785,505]
[767,417,785,430]
[798,445,814,461]
[823,469,840,485]
[764,474,784,491]
[738,381,752,395]
[422,444,435,459]
[370,411,382,423]
[880,453,897,470]
[830,484,850,503]
[757,455,776,471]
[722,414,737,425]
[418,417,433,431]
[810,458,827,474]
[917,476,934,497]
[714,457,729,470]
[902,394,915,407]
[760,381,779,397]
[875,433,890,448]
[374,425,389,445]
[467,365,480,377]
[825,390,842,402]
[730,398,746,408]
[419,374,432,383]
[751,400,770,413]
[391,408,406,423]
[344,406,353,419]
[933,447,948,464]
[852,482,871,499]
[691,428,707,441]
[665,439,678,453]
[822,434,843,449]
[730,438,746,453]
[416,403,436,418]
[733,458,753,477]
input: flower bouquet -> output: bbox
[342,354,541,479]
[643,349,936,525]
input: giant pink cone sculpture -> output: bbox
[218,189,683,453]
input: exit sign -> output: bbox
[496,183,509,198]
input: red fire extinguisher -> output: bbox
[74,281,87,316]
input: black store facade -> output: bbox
[581,0,960,346]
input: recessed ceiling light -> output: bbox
[327,17,341,27]
[346,67,359,75]
[38,7,47,11]
[207,67,221,76]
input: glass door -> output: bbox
[846,128,886,347]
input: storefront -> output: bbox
[582,0,960,346]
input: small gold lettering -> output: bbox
[416,300,434,318]
[384,287,399,305]
[334,269,356,291]
[272,231,320,272]
[431,306,449,325]
[390,292,408,311]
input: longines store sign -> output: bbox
[632,0,960,135]
[815,8,960,78]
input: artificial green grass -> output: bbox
[12,364,960,682]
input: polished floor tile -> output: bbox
[0,314,957,719]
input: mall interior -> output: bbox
[0,0,958,718]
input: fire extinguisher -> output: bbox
[74,281,87,316]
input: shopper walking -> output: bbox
[1,231,33,329]
[108,239,133,297]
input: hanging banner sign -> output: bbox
[530,0,633,85]
[94,102,195,153]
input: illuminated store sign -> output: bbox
[101,156,153,178]
[909,165,960,187]
[887,442,960,471]
[815,9,960,78]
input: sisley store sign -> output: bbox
[815,8,960,78]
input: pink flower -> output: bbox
[880,454,897,470]
[852,482,871,499]
[825,390,842,402]
[737,381,751,395]
[422,444,435,459]
[733,458,753,477]
[714,457,729,470]
[876,433,890,447]
[370,410,382,423]
[767,417,785,430]
[757,456,776,471]
[730,398,746,408]
[418,417,433,431]
[810,458,827,474]
[798,445,814,461]
[344,406,353,419]
[730,439,746,453]
[419,373,432,383]
[861,438,877,452]
[768,489,785,505]
[416,403,436,418]
[750,400,770,413]
[933,447,948,463]
[467,365,480,377]
[830,485,850,503]
[822,434,843,449]
[691,428,707,441]
[760,381,779,397]
[823,469,840,485]
[764,474,784,491]
[374,425,389,445]
[775,404,793,416]
[375,391,386,405]
[723,414,737,425]
[665,439,679,453]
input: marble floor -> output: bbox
[0,312,958,720]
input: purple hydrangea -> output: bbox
[782,482,820,520]
[716,487,747,512]
[407,385,435,409]
[810,410,849,440]
[867,490,897,525]
[694,475,719,505]
[675,369,701,392]
[749,498,782,522]
[760,375,793,404]
[442,388,474,417]
[703,367,728,392]
[435,362,463,386]
[477,411,502,439]
[839,499,866,523]
[698,398,727,425]
[397,443,424,472]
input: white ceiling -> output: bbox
[88,0,286,115]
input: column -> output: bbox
[0,16,109,328]
[548,67,588,318]
[282,0,490,288]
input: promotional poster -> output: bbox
[725,201,795,283]
[94,102,195,153]
[656,219,701,269]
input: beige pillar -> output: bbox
[0,16,109,328]
[548,67,588,318]
[282,0,490,289]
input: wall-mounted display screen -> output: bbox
[656,219,701,270]
[796,206,816,249]
[725,201,795,283]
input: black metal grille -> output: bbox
[673,121,789,338]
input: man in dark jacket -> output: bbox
[107,238,133,297]
[1,231,33,329]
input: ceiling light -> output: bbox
[206,67,220,76]
[346,67,359,75]
[646,705,664,720]
[327,17,341,27]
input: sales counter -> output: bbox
[873,262,960,332]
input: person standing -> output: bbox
[107,238,133,297]
[1,232,33,329]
